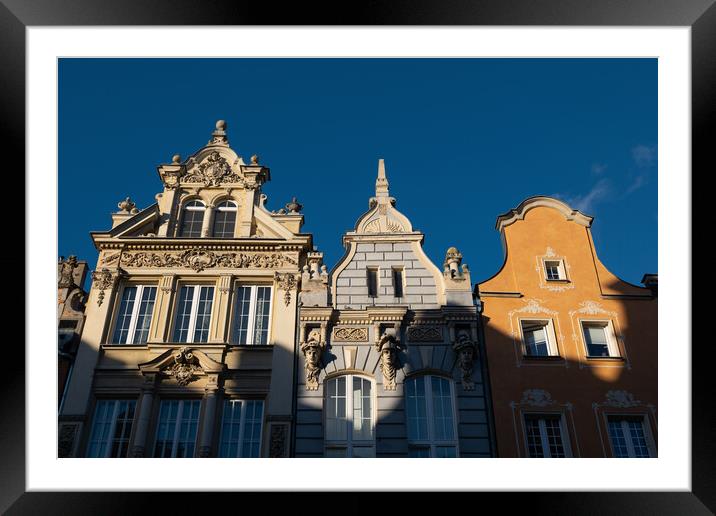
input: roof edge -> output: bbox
[495,196,593,232]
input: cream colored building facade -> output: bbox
[58,121,313,457]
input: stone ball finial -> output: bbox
[172,154,181,164]
[216,120,227,131]
[251,154,259,164]
[117,197,137,213]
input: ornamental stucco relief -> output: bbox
[332,327,368,342]
[119,249,297,272]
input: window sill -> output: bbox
[545,279,570,283]
[585,355,625,362]
[522,355,564,361]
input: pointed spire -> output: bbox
[208,119,229,146]
[375,158,389,197]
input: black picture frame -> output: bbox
[2,0,708,513]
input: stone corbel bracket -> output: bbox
[90,267,123,306]
[275,272,298,306]
[139,347,226,386]
[299,327,327,390]
[452,329,477,390]
[375,326,401,390]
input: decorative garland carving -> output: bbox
[603,390,642,408]
[120,249,297,272]
[407,326,442,342]
[300,329,325,390]
[275,272,297,306]
[91,268,115,306]
[376,329,400,390]
[164,347,200,386]
[452,330,476,390]
[182,151,244,187]
[520,389,554,407]
[332,327,368,342]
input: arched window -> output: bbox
[405,375,458,457]
[324,375,375,457]
[212,201,237,238]
[179,200,205,237]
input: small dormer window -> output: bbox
[179,200,205,237]
[212,201,237,238]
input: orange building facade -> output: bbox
[476,197,657,458]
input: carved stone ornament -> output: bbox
[270,424,288,458]
[91,268,115,306]
[332,327,368,342]
[117,197,139,214]
[520,389,554,407]
[164,347,200,386]
[376,330,400,390]
[275,272,297,306]
[183,151,245,187]
[58,255,79,288]
[452,330,476,390]
[603,390,642,408]
[407,326,442,342]
[120,249,297,271]
[300,329,325,390]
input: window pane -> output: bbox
[232,286,252,344]
[112,287,137,344]
[608,419,629,457]
[219,400,242,458]
[435,446,457,458]
[154,400,179,457]
[86,399,136,458]
[242,401,264,458]
[172,286,194,342]
[627,420,650,458]
[212,202,237,238]
[352,377,373,441]
[431,377,455,440]
[132,287,156,344]
[154,400,200,458]
[325,448,347,457]
[584,324,610,357]
[543,417,566,457]
[367,269,378,297]
[405,377,428,441]
[525,417,544,457]
[408,448,430,458]
[253,287,271,345]
[326,377,348,441]
[192,287,214,343]
[393,269,404,298]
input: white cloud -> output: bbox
[553,178,611,214]
[632,144,656,168]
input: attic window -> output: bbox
[212,201,237,238]
[179,200,205,237]
[367,268,379,298]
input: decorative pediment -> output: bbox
[353,159,413,234]
[139,347,226,385]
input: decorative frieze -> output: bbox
[407,326,442,342]
[520,389,555,407]
[332,327,368,342]
[119,249,297,272]
[603,390,642,408]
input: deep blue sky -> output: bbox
[59,58,657,289]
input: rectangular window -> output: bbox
[582,321,619,358]
[86,399,136,458]
[367,268,378,297]
[544,260,566,281]
[172,285,215,343]
[231,285,272,345]
[392,268,404,298]
[218,400,264,457]
[406,376,458,457]
[524,414,569,458]
[325,375,375,457]
[153,400,201,458]
[608,416,652,457]
[111,285,157,344]
[520,320,558,357]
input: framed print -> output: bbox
[2,0,710,513]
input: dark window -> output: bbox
[393,268,404,298]
[367,268,378,297]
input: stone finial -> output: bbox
[58,255,79,288]
[117,197,139,214]
[250,154,259,164]
[443,246,464,278]
[375,158,389,198]
[172,154,181,164]
[209,119,229,146]
[285,197,303,214]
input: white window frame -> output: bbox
[405,375,460,458]
[580,319,620,358]
[173,285,215,343]
[543,259,567,281]
[217,399,265,457]
[324,374,376,458]
[153,399,201,458]
[110,284,157,344]
[523,412,572,458]
[519,318,559,357]
[212,200,238,238]
[86,399,137,458]
[606,414,655,458]
[231,284,273,345]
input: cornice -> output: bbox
[495,196,593,232]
